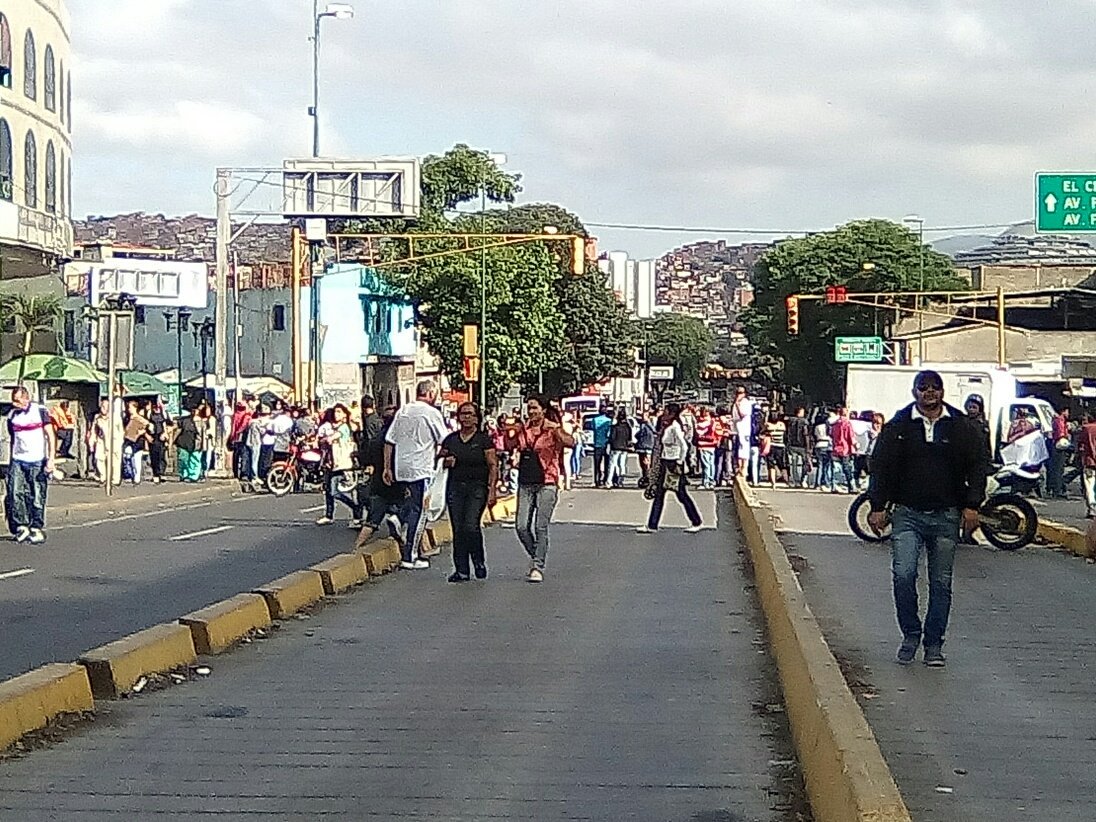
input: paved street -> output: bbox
[1032,493,1093,533]
[757,487,1096,822]
[0,482,359,682]
[0,488,806,821]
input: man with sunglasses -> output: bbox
[867,370,988,668]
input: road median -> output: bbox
[1037,518,1095,558]
[732,476,911,822]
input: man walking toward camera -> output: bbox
[5,387,57,544]
[868,370,988,668]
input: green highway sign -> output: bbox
[1035,173,1096,232]
[835,336,884,363]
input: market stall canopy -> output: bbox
[0,355,107,384]
[117,371,172,398]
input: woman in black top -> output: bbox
[147,400,172,483]
[440,402,499,582]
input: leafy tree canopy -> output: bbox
[641,312,714,387]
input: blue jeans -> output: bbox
[324,471,362,519]
[812,449,832,488]
[698,449,715,487]
[891,506,959,647]
[446,480,488,576]
[787,447,808,487]
[593,447,610,486]
[608,450,628,487]
[516,484,559,569]
[647,459,702,529]
[399,479,429,563]
[831,455,856,492]
[5,459,48,532]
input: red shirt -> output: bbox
[510,423,563,485]
[831,417,856,457]
[1079,422,1096,468]
[695,416,719,449]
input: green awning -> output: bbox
[0,355,107,384]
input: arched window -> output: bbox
[0,14,12,89]
[45,140,56,213]
[23,131,37,209]
[0,120,12,202]
[59,60,65,123]
[58,148,64,214]
[23,29,35,100]
[43,45,55,111]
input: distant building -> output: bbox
[655,240,769,335]
[597,251,658,319]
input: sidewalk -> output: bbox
[758,487,1096,822]
[0,489,806,820]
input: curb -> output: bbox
[310,554,370,594]
[0,664,95,751]
[179,593,273,655]
[1037,518,1094,558]
[0,496,501,753]
[254,570,326,620]
[731,477,911,822]
[78,623,197,699]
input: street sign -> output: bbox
[1035,173,1096,232]
[834,336,884,363]
[648,365,675,382]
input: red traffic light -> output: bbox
[825,285,848,304]
[785,295,800,335]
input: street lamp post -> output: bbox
[165,308,192,412]
[193,317,216,398]
[903,214,926,365]
[310,2,354,158]
[479,153,506,412]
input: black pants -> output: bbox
[647,459,702,529]
[447,479,488,576]
[149,439,167,478]
[594,446,610,486]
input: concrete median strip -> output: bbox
[253,570,326,620]
[1037,518,1094,558]
[78,623,197,699]
[0,664,95,751]
[732,477,911,822]
[310,553,370,594]
[179,593,272,655]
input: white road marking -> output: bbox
[168,525,234,542]
[0,568,35,581]
[300,505,324,514]
[51,497,254,531]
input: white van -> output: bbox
[846,363,1056,456]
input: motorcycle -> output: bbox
[847,463,1040,551]
[265,438,326,497]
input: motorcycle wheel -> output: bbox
[848,491,890,543]
[979,494,1038,550]
[266,464,295,497]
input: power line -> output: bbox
[583,220,1026,234]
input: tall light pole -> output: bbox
[311,2,354,158]
[903,214,926,364]
[480,152,506,412]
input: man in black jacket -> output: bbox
[868,370,989,668]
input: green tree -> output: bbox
[0,293,63,383]
[740,219,963,401]
[641,313,714,387]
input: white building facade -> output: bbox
[0,0,73,280]
[598,251,658,319]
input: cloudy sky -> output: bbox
[70,0,1089,257]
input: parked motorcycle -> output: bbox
[847,464,1039,550]
[266,438,326,497]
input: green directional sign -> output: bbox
[1035,173,1096,232]
[835,336,884,363]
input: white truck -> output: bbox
[845,362,1056,456]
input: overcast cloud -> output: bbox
[70,0,1096,257]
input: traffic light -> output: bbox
[572,235,585,275]
[825,285,848,304]
[785,295,800,335]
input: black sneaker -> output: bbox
[923,645,946,667]
[447,572,470,583]
[896,638,919,665]
[473,564,487,580]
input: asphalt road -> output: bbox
[0,486,358,681]
[0,489,808,821]
[758,487,1096,822]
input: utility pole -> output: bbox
[214,169,231,396]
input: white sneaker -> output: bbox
[635,526,655,534]
[28,528,45,544]
[684,524,703,533]
[13,526,31,543]
[399,559,430,570]
[527,567,544,583]
[347,519,363,529]
[315,516,333,526]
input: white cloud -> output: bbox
[67,0,1096,254]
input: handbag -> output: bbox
[661,464,681,491]
[517,429,546,485]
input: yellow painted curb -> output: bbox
[254,570,326,619]
[1037,518,1094,558]
[79,623,197,699]
[429,519,454,547]
[180,593,272,655]
[732,477,911,822]
[310,553,370,594]
[0,663,95,751]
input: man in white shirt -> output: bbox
[5,387,57,544]
[383,380,448,569]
